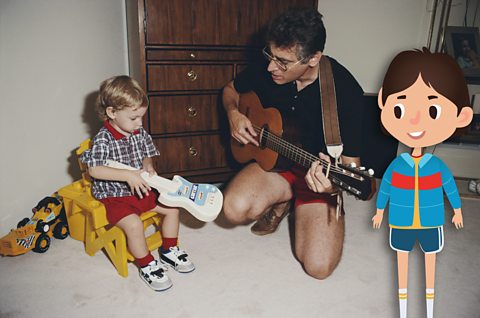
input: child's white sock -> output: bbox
[399,288,407,318]
[426,288,434,318]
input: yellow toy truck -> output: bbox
[0,195,69,256]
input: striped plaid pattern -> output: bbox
[81,124,160,200]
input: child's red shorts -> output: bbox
[99,190,158,225]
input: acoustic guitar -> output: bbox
[230,91,376,201]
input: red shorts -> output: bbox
[99,190,158,225]
[279,165,337,209]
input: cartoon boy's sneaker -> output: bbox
[160,246,195,273]
[139,259,172,291]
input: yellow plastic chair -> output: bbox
[58,139,163,277]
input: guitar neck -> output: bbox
[254,126,326,170]
[105,160,178,193]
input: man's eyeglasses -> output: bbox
[262,47,307,72]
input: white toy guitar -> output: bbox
[105,160,223,222]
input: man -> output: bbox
[222,8,364,279]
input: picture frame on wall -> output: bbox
[444,26,480,83]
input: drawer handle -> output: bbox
[189,146,198,157]
[186,106,197,117]
[186,70,198,81]
[189,53,196,59]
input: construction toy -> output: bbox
[0,195,69,256]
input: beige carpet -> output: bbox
[1,182,479,318]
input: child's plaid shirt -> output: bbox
[81,121,160,200]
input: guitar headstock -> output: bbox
[330,163,376,201]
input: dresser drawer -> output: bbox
[146,49,250,62]
[149,94,220,134]
[147,64,233,91]
[153,134,228,173]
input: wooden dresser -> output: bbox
[126,0,317,183]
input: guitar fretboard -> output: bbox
[254,125,328,170]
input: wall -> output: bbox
[319,0,432,93]
[319,0,480,178]
[0,0,128,235]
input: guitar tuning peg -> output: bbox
[349,162,357,168]
[368,169,374,176]
[359,166,365,170]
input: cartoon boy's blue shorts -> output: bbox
[389,226,444,253]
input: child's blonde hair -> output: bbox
[95,75,148,121]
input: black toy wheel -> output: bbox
[35,221,50,233]
[53,221,69,239]
[17,218,30,228]
[34,196,61,211]
[33,234,50,253]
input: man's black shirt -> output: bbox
[233,56,364,158]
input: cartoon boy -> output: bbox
[372,48,473,318]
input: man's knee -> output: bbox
[223,195,265,224]
[303,257,339,280]
[222,196,250,224]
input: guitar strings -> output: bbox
[252,125,345,174]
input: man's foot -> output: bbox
[160,246,195,273]
[250,201,292,236]
[139,259,172,291]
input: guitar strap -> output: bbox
[318,55,344,219]
[319,55,343,162]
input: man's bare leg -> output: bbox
[294,202,345,279]
[222,163,292,224]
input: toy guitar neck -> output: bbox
[105,160,223,222]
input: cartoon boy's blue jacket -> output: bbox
[376,153,461,227]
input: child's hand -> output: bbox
[372,209,384,229]
[125,170,151,199]
[144,166,158,177]
[452,208,464,229]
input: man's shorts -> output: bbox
[99,190,158,225]
[279,164,337,209]
[389,226,444,254]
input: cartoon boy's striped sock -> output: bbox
[399,288,407,318]
[426,288,434,318]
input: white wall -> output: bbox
[0,0,128,234]
[319,0,432,93]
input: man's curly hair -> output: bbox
[266,7,326,60]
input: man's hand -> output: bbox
[305,152,334,193]
[228,109,259,146]
[372,209,384,229]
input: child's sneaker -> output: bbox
[160,246,195,273]
[139,259,172,291]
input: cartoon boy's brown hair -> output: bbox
[381,47,470,113]
[95,75,148,121]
